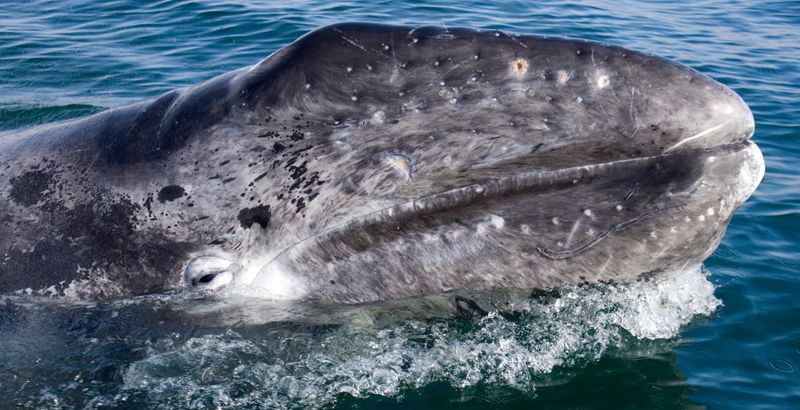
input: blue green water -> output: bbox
[1,0,798,408]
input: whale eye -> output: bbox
[198,273,217,284]
[184,256,234,289]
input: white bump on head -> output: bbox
[650,231,658,238]
[387,154,412,178]
[588,228,597,235]
[685,216,692,221]
[584,209,593,217]
[670,227,678,233]
[615,204,623,211]
[490,215,505,229]
[597,76,610,88]
[347,66,353,72]
[707,208,715,216]
[552,217,561,225]
[351,96,358,101]
[699,215,706,221]
[305,83,311,89]
[369,110,386,125]
[520,224,531,234]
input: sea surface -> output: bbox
[1,0,798,408]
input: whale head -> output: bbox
[0,23,763,301]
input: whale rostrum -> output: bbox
[0,23,763,302]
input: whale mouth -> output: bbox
[249,140,763,302]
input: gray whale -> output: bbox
[0,23,763,302]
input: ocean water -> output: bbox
[0,0,798,408]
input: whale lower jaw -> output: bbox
[248,141,763,303]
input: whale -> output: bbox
[0,23,763,302]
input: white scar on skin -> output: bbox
[665,123,725,152]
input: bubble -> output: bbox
[734,323,759,337]
[769,358,796,373]
[712,248,739,259]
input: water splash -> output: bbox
[114,266,720,409]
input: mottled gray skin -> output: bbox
[0,23,763,302]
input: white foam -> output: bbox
[121,266,720,409]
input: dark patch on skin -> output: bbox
[143,193,154,215]
[290,131,305,141]
[0,176,196,297]
[254,172,269,183]
[157,185,185,203]
[219,160,230,166]
[272,143,286,155]
[237,205,272,230]
[222,177,236,184]
[295,197,306,213]
[9,167,55,206]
